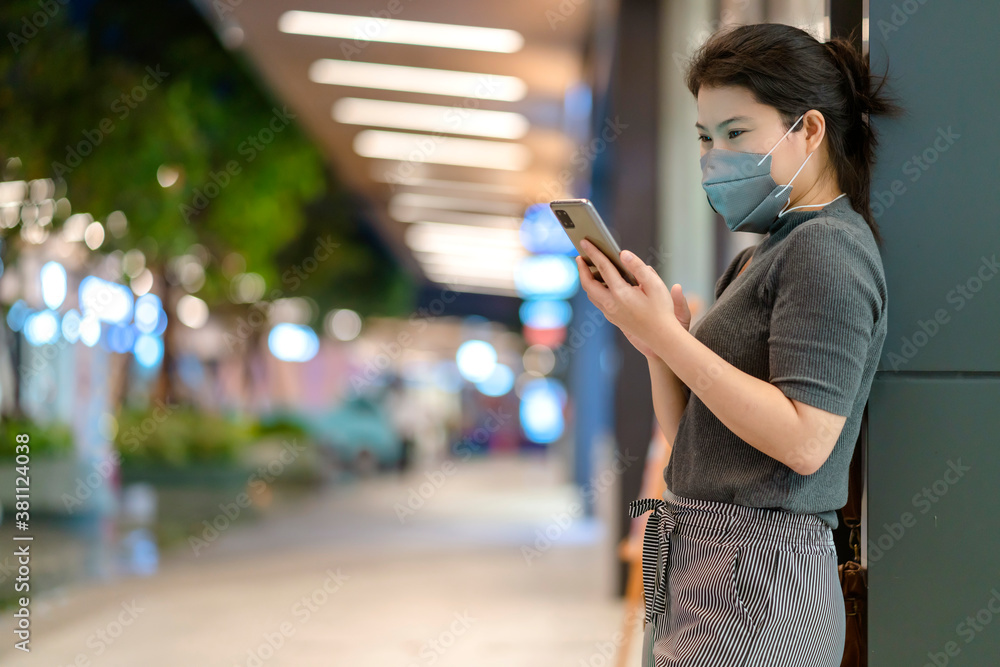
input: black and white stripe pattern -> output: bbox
[628,487,845,666]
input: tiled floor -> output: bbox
[0,450,646,666]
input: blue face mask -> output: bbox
[699,113,845,234]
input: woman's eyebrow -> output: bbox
[695,115,754,131]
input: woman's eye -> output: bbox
[698,135,711,143]
[728,129,745,139]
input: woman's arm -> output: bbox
[575,235,860,478]
[647,354,690,447]
[649,320,846,476]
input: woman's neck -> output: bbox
[785,178,845,212]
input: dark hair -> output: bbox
[684,23,902,247]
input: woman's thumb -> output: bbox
[671,285,691,324]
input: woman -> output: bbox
[575,23,900,666]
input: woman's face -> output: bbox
[695,84,811,188]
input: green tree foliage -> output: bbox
[0,0,413,316]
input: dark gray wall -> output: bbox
[868,0,1000,663]
[602,0,661,595]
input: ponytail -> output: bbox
[821,31,903,246]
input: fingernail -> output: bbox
[622,250,634,260]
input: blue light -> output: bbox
[6,300,31,332]
[177,353,205,388]
[40,261,67,310]
[519,377,566,444]
[134,294,163,334]
[563,81,593,127]
[514,254,579,300]
[105,322,136,353]
[519,299,572,329]
[476,363,514,397]
[152,308,168,336]
[62,309,82,343]
[519,204,576,255]
[133,334,164,368]
[456,339,497,383]
[79,276,133,324]
[79,314,101,347]
[268,323,320,362]
[24,310,60,346]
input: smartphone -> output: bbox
[549,198,639,287]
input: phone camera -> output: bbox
[554,209,575,228]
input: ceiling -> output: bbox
[191,0,597,298]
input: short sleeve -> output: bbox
[765,221,884,417]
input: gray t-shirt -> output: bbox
[664,195,888,530]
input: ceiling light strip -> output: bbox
[333,98,529,140]
[279,11,523,53]
[391,192,525,216]
[309,59,526,102]
[354,129,530,171]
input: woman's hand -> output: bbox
[575,238,687,359]
[669,284,693,333]
[622,286,693,358]
[622,329,658,358]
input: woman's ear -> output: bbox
[802,109,827,153]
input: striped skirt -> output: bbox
[627,487,845,666]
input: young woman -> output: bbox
[575,23,900,666]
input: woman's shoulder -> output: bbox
[774,209,888,317]
[783,205,885,277]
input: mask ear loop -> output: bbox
[774,150,814,199]
[755,113,806,167]
[778,192,848,218]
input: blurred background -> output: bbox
[0,1,874,665]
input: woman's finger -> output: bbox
[620,249,664,295]
[671,284,691,330]
[580,238,628,291]
[576,256,612,316]
[576,255,603,294]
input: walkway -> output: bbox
[0,451,645,666]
